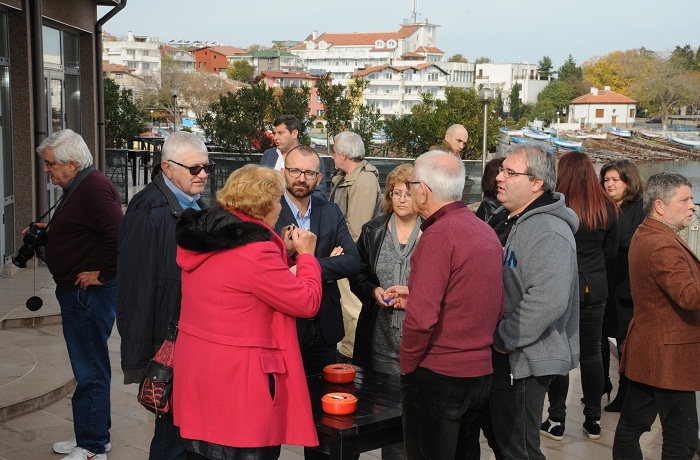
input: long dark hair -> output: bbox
[599,159,644,205]
[556,151,618,232]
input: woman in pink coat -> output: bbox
[173,164,322,460]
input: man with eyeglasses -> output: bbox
[273,145,360,460]
[485,144,580,460]
[117,132,212,460]
[386,151,503,460]
[37,129,123,460]
[260,114,327,199]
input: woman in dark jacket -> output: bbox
[350,164,422,460]
[600,159,645,412]
[541,151,619,441]
[475,157,505,223]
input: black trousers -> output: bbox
[401,366,491,460]
[613,379,698,460]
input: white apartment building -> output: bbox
[289,21,474,114]
[103,32,162,84]
[357,63,449,117]
[160,43,196,73]
[475,62,550,114]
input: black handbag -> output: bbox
[138,317,177,416]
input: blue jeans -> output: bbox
[547,301,605,420]
[402,367,491,460]
[56,280,117,455]
[488,351,554,460]
[150,415,188,460]
[613,380,698,460]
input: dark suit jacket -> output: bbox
[274,195,360,345]
[261,147,328,199]
[621,217,700,391]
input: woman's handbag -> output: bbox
[138,318,178,416]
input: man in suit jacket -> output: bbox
[274,145,360,377]
[260,114,327,199]
[613,172,700,460]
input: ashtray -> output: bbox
[323,364,356,383]
[321,392,358,415]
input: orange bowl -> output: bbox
[323,364,356,383]
[321,392,358,415]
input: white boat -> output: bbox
[574,130,607,140]
[641,130,662,138]
[669,135,700,148]
[523,130,551,141]
[606,127,632,138]
[500,127,524,137]
[551,137,583,151]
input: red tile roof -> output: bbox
[354,63,447,76]
[571,89,637,104]
[293,26,418,50]
[103,63,134,73]
[260,71,317,80]
[197,46,246,57]
[415,46,444,54]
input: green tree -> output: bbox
[558,54,583,82]
[695,45,700,69]
[199,82,277,151]
[273,84,312,144]
[226,60,255,82]
[508,83,522,120]
[537,80,575,112]
[315,74,354,138]
[104,77,144,148]
[537,55,553,79]
[448,53,468,63]
[474,56,492,64]
[670,44,696,70]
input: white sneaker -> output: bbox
[61,447,106,460]
[53,439,112,455]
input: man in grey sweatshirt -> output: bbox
[486,144,580,460]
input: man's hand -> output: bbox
[373,286,388,307]
[385,285,409,309]
[75,271,103,290]
[21,222,48,235]
[281,224,297,256]
[330,246,344,257]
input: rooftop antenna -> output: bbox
[411,0,418,23]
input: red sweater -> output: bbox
[45,170,123,290]
[400,201,504,377]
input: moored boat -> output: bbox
[606,127,632,138]
[640,130,662,138]
[669,135,700,148]
[551,137,583,151]
[523,130,551,141]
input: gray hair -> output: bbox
[161,131,208,162]
[643,172,692,215]
[36,129,93,170]
[508,143,556,192]
[334,131,365,161]
[414,150,465,202]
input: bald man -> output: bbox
[430,124,468,158]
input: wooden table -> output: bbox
[306,367,403,460]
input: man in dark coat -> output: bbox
[117,132,212,460]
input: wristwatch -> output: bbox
[97,273,105,283]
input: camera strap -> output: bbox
[36,194,63,229]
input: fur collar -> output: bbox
[176,206,272,253]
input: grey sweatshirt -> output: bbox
[493,192,581,379]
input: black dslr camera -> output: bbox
[12,223,48,268]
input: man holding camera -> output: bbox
[117,132,211,459]
[37,129,123,460]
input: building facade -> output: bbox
[103,31,162,84]
[568,87,637,128]
[193,45,246,75]
[257,70,323,117]
[475,62,551,114]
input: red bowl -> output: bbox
[321,392,358,415]
[323,364,356,383]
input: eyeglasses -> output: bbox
[168,160,215,175]
[285,168,320,180]
[44,160,59,168]
[405,180,433,192]
[498,166,532,179]
[390,189,412,199]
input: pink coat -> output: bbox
[173,208,322,447]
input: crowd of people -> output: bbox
[34,121,699,460]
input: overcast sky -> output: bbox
[100,0,697,68]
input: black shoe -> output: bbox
[604,378,613,401]
[540,418,565,441]
[604,396,624,412]
[583,417,601,440]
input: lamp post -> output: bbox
[171,89,180,131]
[150,109,154,132]
[557,111,560,127]
[478,87,495,178]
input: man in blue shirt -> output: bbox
[116,132,212,460]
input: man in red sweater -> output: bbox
[388,151,504,459]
